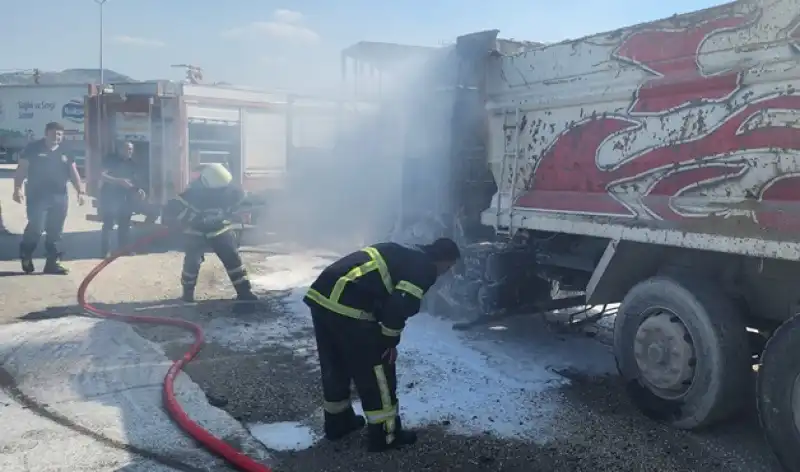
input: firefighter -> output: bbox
[162,163,259,314]
[304,238,461,451]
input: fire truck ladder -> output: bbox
[495,108,521,238]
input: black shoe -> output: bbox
[181,287,195,303]
[43,260,69,275]
[367,417,417,452]
[324,409,366,441]
[20,257,34,274]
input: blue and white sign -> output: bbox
[62,99,85,123]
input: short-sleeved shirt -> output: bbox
[20,139,73,197]
[101,154,140,198]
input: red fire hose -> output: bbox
[77,227,273,472]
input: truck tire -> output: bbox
[757,313,800,472]
[613,275,751,430]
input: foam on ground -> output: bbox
[247,422,319,451]
[0,317,271,471]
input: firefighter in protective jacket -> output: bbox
[162,163,259,314]
[304,238,461,451]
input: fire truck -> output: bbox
[83,80,372,225]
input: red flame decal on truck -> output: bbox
[517,7,800,231]
[614,16,750,114]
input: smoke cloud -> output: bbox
[265,43,460,254]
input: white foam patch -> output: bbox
[209,250,614,441]
[0,317,271,470]
[393,313,564,438]
[247,422,320,451]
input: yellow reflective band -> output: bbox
[323,400,352,414]
[227,265,246,275]
[363,405,397,423]
[373,365,397,440]
[330,259,379,302]
[328,246,393,303]
[305,288,375,321]
[181,271,197,280]
[395,280,424,299]
[380,323,402,337]
[363,247,393,293]
[205,225,232,238]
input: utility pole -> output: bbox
[94,0,109,173]
[94,0,108,85]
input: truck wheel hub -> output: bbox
[634,312,695,396]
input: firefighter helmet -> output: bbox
[198,163,232,189]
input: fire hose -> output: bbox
[77,226,273,472]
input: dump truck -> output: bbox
[0,84,86,166]
[82,81,371,225]
[355,1,800,470]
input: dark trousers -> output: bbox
[309,304,399,431]
[100,196,133,250]
[20,192,68,259]
[181,230,251,293]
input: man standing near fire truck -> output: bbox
[13,121,84,274]
[99,141,146,256]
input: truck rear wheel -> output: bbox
[757,313,800,471]
[613,276,751,429]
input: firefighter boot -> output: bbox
[367,416,417,452]
[43,257,69,275]
[324,409,366,441]
[232,289,259,314]
[181,286,195,303]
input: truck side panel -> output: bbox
[241,107,287,192]
[484,0,800,251]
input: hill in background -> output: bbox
[0,68,135,85]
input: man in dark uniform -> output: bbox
[13,122,85,274]
[304,238,461,451]
[162,163,259,314]
[99,141,146,256]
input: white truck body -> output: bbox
[0,84,86,157]
[482,0,800,262]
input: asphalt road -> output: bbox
[0,164,787,472]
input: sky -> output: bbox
[4,0,724,92]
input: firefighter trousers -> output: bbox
[181,230,251,293]
[309,304,399,431]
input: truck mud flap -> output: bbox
[452,295,586,331]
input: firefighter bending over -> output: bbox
[162,163,259,314]
[304,238,461,451]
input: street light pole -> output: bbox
[94,0,107,85]
[93,0,108,173]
